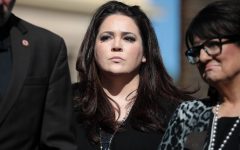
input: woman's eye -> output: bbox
[100,35,111,42]
[124,36,136,42]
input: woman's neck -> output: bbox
[216,75,240,104]
[101,73,139,121]
[214,76,240,117]
[101,73,139,99]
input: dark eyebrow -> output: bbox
[99,31,114,36]
[100,31,136,37]
[122,32,137,38]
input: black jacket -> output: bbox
[0,14,77,150]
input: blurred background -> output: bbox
[13,0,218,99]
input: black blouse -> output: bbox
[76,117,163,150]
[72,83,178,150]
[205,117,240,149]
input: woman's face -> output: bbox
[94,14,146,76]
[196,37,240,85]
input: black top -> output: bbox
[72,83,179,150]
[205,117,240,149]
[75,116,163,150]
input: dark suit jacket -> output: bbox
[0,14,77,150]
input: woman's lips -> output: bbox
[204,63,220,71]
[109,56,124,62]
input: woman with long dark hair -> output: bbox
[74,1,190,150]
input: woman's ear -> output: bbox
[142,56,146,63]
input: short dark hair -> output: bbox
[185,0,240,49]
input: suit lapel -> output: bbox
[0,16,31,125]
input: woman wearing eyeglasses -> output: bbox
[159,1,240,150]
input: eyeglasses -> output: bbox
[185,35,240,64]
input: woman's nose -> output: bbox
[111,47,122,51]
[111,39,122,51]
[199,48,212,63]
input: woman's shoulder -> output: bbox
[172,98,214,121]
[179,98,214,110]
[160,99,213,149]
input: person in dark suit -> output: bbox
[73,1,192,150]
[0,0,77,149]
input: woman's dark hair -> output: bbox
[75,0,190,144]
[185,0,240,49]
